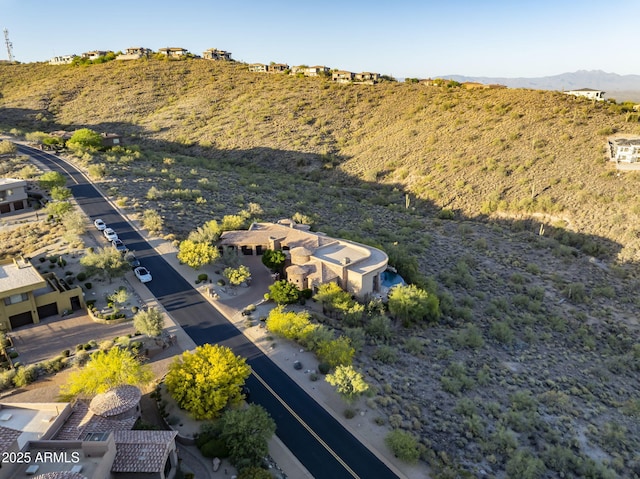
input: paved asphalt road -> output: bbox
[17,144,401,479]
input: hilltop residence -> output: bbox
[248,63,268,73]
[269,63,289,73]
[354,72,380,84]
[48,55,76,65]
[116,47,152,60]
[219,220,388,300]
[0,387,178,479]
[608,136,640,164]
[332,71,354,83]
[203,48,232,61]
[82,50,111,61]
[565,88,605,101]
[0,257,85,331]
[0,178,28,215]
[291,65,330,77]
[158,47,189,58]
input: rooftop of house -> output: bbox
[111,430,177,473]
[0,402,72,449]
[609,135,640,146]
[0,178,26,188]
[0,258,46,294]
[88,385,141,417]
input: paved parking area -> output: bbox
[7,311,136,365]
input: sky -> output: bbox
[2,0,639,78]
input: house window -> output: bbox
[3,293,29,306]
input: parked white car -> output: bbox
[103,228,118,241]
[134,266,152,283]
[93,218,106,231]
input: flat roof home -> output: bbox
[354,72,380,84]
[219,220,388,300]
[564,88,605,101]
[608,136,640,164]
[0,178,28,215]
[81,50,111,61]
[203,48,232,61]
[332,70,354,83]
[157,47,189,58]
[49,54,76,65]
[248,63,268,73]
[268,63,289,73]
[0,258,85,331]
[116,47,152,60]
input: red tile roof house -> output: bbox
[0,386,178,479]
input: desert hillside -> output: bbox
[1,59,639,260]
[1,59,639,478]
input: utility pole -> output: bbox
[4,28,14,62]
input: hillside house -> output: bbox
[269,63,289,73]
[0,388,178,479]
[116,47,152,60]
[608,136,640,163]
[354,72,380,84]
[82,50,111,61]
[0,178,28,215]
[0,257,85,330]
[158,47,189,58]
[248,63,268,73]
[219,220,388,300]
[565,88,605,101]
[332,70,354,83]
[203,48,232,60]
[48,54,76,65]
[291,65,330,77]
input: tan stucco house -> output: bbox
[158,47,189,58]
[0,258,85,331]
[116,47,152,60]
[0,178,28,215]
[332,70,354,83]
[219,220,388,300]
[203,48,232,61]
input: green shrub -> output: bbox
[0,369,17,391]
[200,438,229,458]
[318,362,330,374]
[76,272,87,281]
[490,321,514,344]
[385,430,420,463]
[197,273,208,282]
[12,365,38,387]
[84,282,93,290]
[505,449,546,478]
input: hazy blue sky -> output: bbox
[2,0,639,78]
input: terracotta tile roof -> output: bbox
[0,425,21,453]
[111,430,177,473]
[89,385,141,417]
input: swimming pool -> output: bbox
[380,270,405,289]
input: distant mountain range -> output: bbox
[440,70,640,102]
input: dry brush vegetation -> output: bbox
[1,59,639,478]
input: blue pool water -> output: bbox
[381,270,405,289]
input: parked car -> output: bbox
[125,252,140,268]
[134,266,152,283]
[93,218,106,231]
[112,239,127,253]
[103,228,118,241]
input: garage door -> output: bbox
[9,311,33,329]
[37,302,58,319]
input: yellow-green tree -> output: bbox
[266,306,317,342]
[80,246,129,283]
[165,344,251,420]
[317,336,355,368]
[60,347,153,400]
[177,239,219,269]
[388,284,441,326]
[325,365,369,402]
[223,265,251,286]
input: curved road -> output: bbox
[16,144,401,479]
